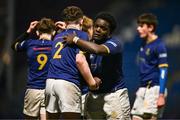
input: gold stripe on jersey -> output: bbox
[79,51,86,54]
[102,45,110,54]
[158,64,168,68]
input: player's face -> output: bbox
[137,23,151,39]
[93,18,110,42]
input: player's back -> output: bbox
[16,39,53,89]
[48,29,89,87]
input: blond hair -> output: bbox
[82,16,93,33]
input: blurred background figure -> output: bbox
[131,13,168,120]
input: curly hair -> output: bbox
[36,17,55,34]
[95,12,117,34]
[61,6,84,22]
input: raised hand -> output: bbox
[27,21,39,33]
[55,21,66,30]
[62,32,77,44]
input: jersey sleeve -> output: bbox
[15,39,29,51]
[103,38,122,54]
[156,42,168,68]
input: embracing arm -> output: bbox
[63,34,109,55]
[76,53,101,90]
[76,38,108,55]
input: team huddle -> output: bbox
[11,5,168,120]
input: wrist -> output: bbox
[73,36,79,44]
[26,29,31,33]
[89,80,98,90]
[159,93,165,97]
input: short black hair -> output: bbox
[137,13,158,32]
[61,6,84,22]
[95,12,117,34]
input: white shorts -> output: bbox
[81,93,87,116]
[131,86,167,117]
[23,88,45,117]
[45,79,81,113]
[84,88,131,120]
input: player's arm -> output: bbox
[11,32,30,51]
[76,53,101,90]
[11,21,38,51]
[157,43,169,95]
[157,66,168,108]
[157,43,168,107]
[63,34,109,55]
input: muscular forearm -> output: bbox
[76,39,108,54]
[64,35,109,55]
[76,53,97,89]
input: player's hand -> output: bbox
[157,94,166,108]
[94,77,102,88]
[62,32,76,44]
[89,77,102,90]
[27,21,39,33]
[55,21,66,30]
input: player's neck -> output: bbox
[146,33,158,44]
[66,24,81,30]
[39,34,52,40]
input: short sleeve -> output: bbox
[103,38,122,54]
[156,42,168,68]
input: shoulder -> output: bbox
[154,38,167,53]
[105,37,122,47]
[76,30,88,37]
[156,38,166,48]
[75,30,89,40]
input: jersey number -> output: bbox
[37,54,48,70]
[53,42,63,59]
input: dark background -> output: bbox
[0,0,180,119]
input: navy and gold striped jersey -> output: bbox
[48,29,89,88]
[138,38,168,87]
[90,37,125,93]
[16,39,53,89]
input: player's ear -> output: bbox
[36,31,40,36]
[149,25,154,32]
[79,18,83,26]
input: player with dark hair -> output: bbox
[11,18,56,120]
[63,12,131,119]
[45,6,101,119]
[131,13,168,120]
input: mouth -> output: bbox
[93,33,101,38]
